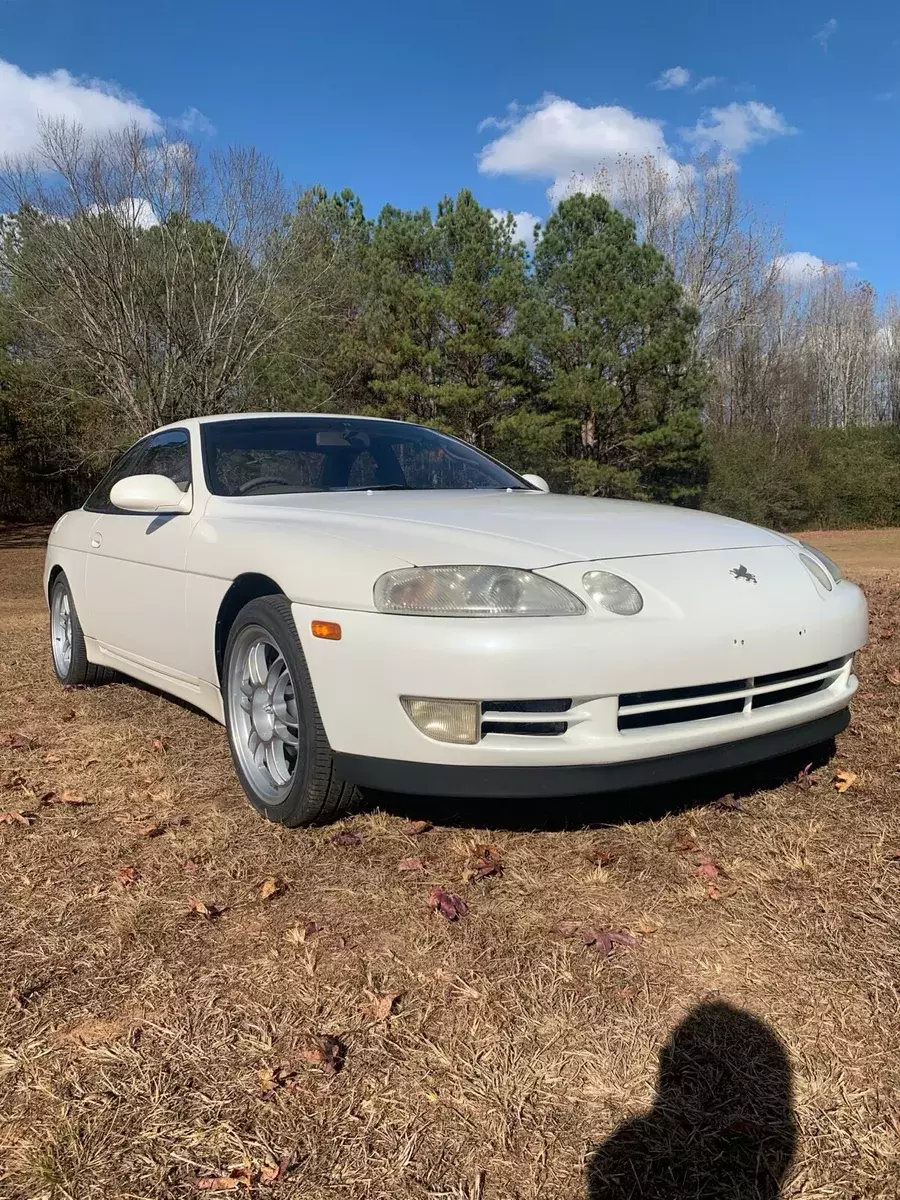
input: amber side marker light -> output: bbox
[311,620,342,641]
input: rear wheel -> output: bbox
[49,573,111,687]
[223,595,355,826]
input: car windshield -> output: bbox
[201,417,531,496]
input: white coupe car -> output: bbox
[44,413,868,826]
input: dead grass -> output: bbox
[0,533,899,1198]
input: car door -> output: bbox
[83,428,196,680]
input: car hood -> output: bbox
[219,490,785,567]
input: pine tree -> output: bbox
[508,191,709,504]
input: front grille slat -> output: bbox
[480,699,571,739]
[618,657,849,733]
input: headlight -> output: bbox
[582,570,644,616]
[799,541,842,584]
[373,566,586,617]
[799,553,833,592]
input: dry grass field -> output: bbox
[0,527,898,1199]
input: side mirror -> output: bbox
[109,474,190,513]
[521,473,551,493]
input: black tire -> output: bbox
[49,572,113,687]
[222,595,356,826]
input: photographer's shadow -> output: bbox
[587,1001,797,1199]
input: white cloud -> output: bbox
[491,208,540,251]
[478,94,679,204]
[773,251,858,281]
[91,196,159,230]
[655,66,691,90]
[0,58,161,157]
[682,101,796,156]
[693,75,723,92]
[813,18,838,50]
[174,106,216,136]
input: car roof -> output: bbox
[154,412,421,435]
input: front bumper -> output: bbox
[333,708,850,797]
[291,550,866,791]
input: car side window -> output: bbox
[84,429,192,514]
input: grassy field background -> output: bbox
[0,529,898,1198]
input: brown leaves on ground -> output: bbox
[258,876,284,901]
[258,1063,298,1098]
[363,989,401,1022]
[462,842,503,883]
[671,834,700,853]
[578,928,638,956]
[329,829,361,846]
[187,897,227,920]
[584,846,618,867]
[115,865,140,888]
[397,857,426,872]
[0,810,37,826]
[43,788,89,807]
[405,819,432,836]
[150,737,167,753]
[886,666,900,686]
[427,885,468,921]
[139,821,166,838]
[693,858,722,880]
[194,1166,253,1191]
[300,1034,345,1077]
[835,769,859,793]
[0,732,36,750]
[796,762,821,790]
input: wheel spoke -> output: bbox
[265,655,286,694]
[247,642,269,686]
[274,720,298,746]
[248,729,261,756]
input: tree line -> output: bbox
[2,121,899,528]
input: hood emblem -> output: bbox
[730,564,757,584]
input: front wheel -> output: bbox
[222,595,356,826]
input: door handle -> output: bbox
[90,533,102,548]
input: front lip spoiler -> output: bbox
[333,708,850,799]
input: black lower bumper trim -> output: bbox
[334,708,850,799]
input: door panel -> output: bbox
[83,429,195,679]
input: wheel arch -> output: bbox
[215,573,286,684]
[47,562,65,605]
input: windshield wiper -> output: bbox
[340,483,411,491]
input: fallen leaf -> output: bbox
[52,788,88,807]
[694,859,720,880]
[60,709,76,723]
[579,928,638,956]
[62,683,86,692]
[300,1034,345,1076]
[428,885,468,921]
[398,856,426,871]
[139,821,166,838]
[406,819,432,836]
[463,842,503,882]
[796,762,820,790]
[43,752,62,764]
[887,667,900,686]
[554,919,582,937]
[671,835,700,853]
[187,897,226,919]
[259,1159,290,1184]
[0,732,35,751]
[363,989,401,1022]
[714,793,744,812]
[194,1167,252,1191]
[115,865,140,888]
[258,1063,297,1097]
[584,846,618,867]
[329,829,361,846]
[151,737,167,753]
[0,810,36,825]
[834,769,858,793]
[259,876,284,901]
[0,771,25,789]
[706,883,722,900]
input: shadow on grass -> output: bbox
[586,1000,797,1199]
[365,738,838,831]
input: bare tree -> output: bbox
[0,120,344,454]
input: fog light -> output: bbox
[401,697,480,744]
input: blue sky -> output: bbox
[2,0,899,292]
